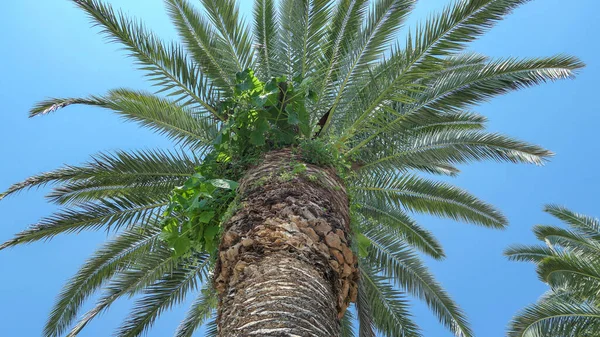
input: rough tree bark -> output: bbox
[214,149,359,336]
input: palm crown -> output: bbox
[0,0,582,337]
[506,205,600,337]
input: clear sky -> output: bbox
[0,0,597,336]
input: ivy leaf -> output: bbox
[235,69,262,94]
[208,179,239,190]
[268,130,290,146]
[183,176,202,189]
[172,236,191,257]
[262,79,280,107]
[203,225,221,252]
[252,95,267,108]
[250,131,265,146]
[356,233,371,258]
[286,105,299,125]
[250,118,269,145]
[197,211,215,224]
[160,219,179,241]
[286,101,310,137]
[264,78,278,92]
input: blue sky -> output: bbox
[0,0,597,336]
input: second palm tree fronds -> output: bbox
[506,205,600,337]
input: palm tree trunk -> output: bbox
[215,149,359,336]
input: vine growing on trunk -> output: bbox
[160,68,355,258]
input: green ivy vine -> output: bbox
[160,69,355,258]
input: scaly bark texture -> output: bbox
[215,149,359,336]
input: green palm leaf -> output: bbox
[357,199,445,259]
[354,169,507,228]
[165,0,236,91]
[253,0,278,79]
[509,292,600,337]
[115,256,211,337]
[278,0,334,79]
[341,306,358,337]
[545,204,600,240]
[43,224,161,337]
[312,0,368,122]
[64,247,183,336]
[416,55,584,115]
[200,0,254,73]
[71,0,221,118]
[0,149,198,203]
[0,196,166,250]
[356,281,375,337]
[359,263,421,337]
[534,225,600,254]
[174,283,217,337]
[504,244,555,263]
[364,225,472,337]
[537,254,600,296]
[30,89,217,149]
[342,0,565,141]
[357,130,552,171]
[320,0,415,134]
[507,206,600,337]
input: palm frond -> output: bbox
[349,110,503,174]
[346,55,582,153]
[337,52,488,131]
[545,204,600,240]
[537,254,600,297]
[43,224,161,337]
[504,244,555,263]
[357,130,552,174]
[312,0,368,123]
[200,0,254,73]
[364,226,472,337]
[0,149,197,203]
[359,263,421,337]
[354,169,507,228]
[204,316,218,337]
[355,278,375,337]
[508,206,600,337]
[341,305,358,337]
[414,55,584,115]
[165,0,236,91]
[407,0,535,61]
[253,0,278,79]
[533,225,600,254]
[30,89,217,149]
[278,0,334,80]
[65,247,181,336]
[49,183,176,207]
[357,199,445,259]
[0,196,166,250]
[402,110,488,132]
[174,283,217,337]
[508,292,600,337]
[320,0,415,134]
[342,0,550,140]
[71,0,221,118]
[115,256,211,337]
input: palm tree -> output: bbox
[0,0,582,336]
[506,205,600,337]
